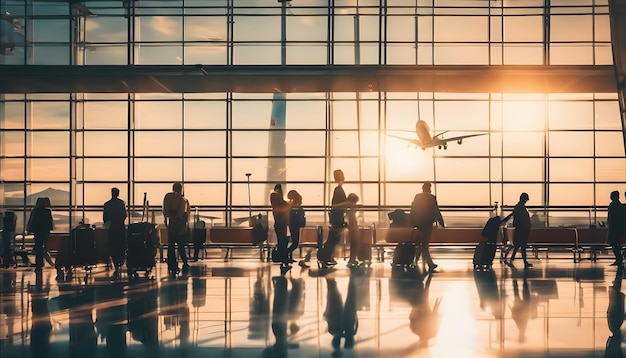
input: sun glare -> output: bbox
[383,138,429,178]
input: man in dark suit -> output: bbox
[103,187,127,276]
[410,182,445,272]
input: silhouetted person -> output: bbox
[160,277,190,349]
[410,182,445,272]
[162,182,189,275]
[271,184,291,268]
[66,287,98,358]
[2,211,17,268]
[409,272,441,347]
[27,197,54,272]
[287,277,305,338]
[266,276,289,358]
[103,187,127,276]
[249,268,271,341]
[504,192,533,269]
[318,169,350,268]
[127,281,159,348]
[287,189,305,264]
[324,276,358,351]
[346,193,361,267]
[606,269,625,358]
[95,282,127,358]
[607,191,624,267]
[510,275,534,343]
[473,269,503,319]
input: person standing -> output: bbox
[504,192,533,269]
[27,197,54,272]
[103,187,127,276]
[270,184,291,269]
[318,169,349,268]
[287,189,305,265]
[162,182,190,275]
[607,191,624,267]
[410,182,445,272]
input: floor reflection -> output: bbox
[0,255,624,357]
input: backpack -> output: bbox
[163,192,185,219]
[292,207,306,228]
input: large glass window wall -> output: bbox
[0,0,612,66]
[1,92,623,231]
[0,1,623,232]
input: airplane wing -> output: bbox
[438,133,487,145]
[387,134,425,148]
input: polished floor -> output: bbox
[0,248,624,358]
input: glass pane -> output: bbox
[287,44,328,65]
[184,158,226,181]
[32,19,70,42]
[84,102,128,129]
[1,158,24,181]
[548,101,593,130]
[183,16,227,42]
[436,183,491,206]
[596,159,626,182]
[135,131,183,157]
[30,102,70,129]
[184,44,228,65]
[2,131,24,156]
[136,102,182,129]
[83,158,128,181]
[550,158,594,182]
[180,183,226,207]
[549,184,594,206]
[184,131,226,156]
[550,15,592,42]
[502,158,544,181]
[502,132,544,156]
[434,16,488,42]
[28,132,69,156]
[287,16,327,41]
[138,16,182,42]
[595,132,625,156]
[134,158,182,181]
[28,158,69,181]
[549,44,593,65]
[434,44,489,65]
[136,45,183,65]
[504,15,543,42]
[233,16,280,42]
[85,45,128,65]
[184,101,227,129]
[30,46,71,65]
[1,102,25,129]
[85,17,128,42]
[549,131,593,156]
[82,132,129,156]
[436,158,490,181]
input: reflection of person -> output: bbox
[605,269,624,358]
[408,272,441,347]
[160,278,190,348]
[94,282,127,358]
[503,193,533,269]
[249,268,271,341]
[607,191,624,267]
[27,197,54,272]
[271,184,291,267]
[266,276,289,358]
[346,193,361,268]
[473,269,503,319]
[103,187,127,276]
[410,182,445,272]
[324,275,358,351]
[287,190,305,264]
[162,182,190,275]
[1,211,17,268]
[30,292,52,358]
[510,275,535,343]
[127,281,159,348]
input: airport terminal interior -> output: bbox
[2,0,626,357]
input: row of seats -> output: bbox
[15,225,614,264]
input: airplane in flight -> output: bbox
[387,120,487,150]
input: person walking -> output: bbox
[287,190,305,265]
[270,184,292,270]
[607,191,624,267]
[318,169,350,269]
[504,192,533,269]
[410,182,445,272]
[162,182,190,275]
[27,197,54,272]
[103,187,127,277]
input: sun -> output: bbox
[383,138,430,178]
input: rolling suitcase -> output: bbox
[71,223,98,268]
[126,193,159,277]
[473,241,497,269]
[191,209,206,260]
[392,241,416,267]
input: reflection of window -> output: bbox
[0,12,22,56]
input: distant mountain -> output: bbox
[4,187,70,206]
